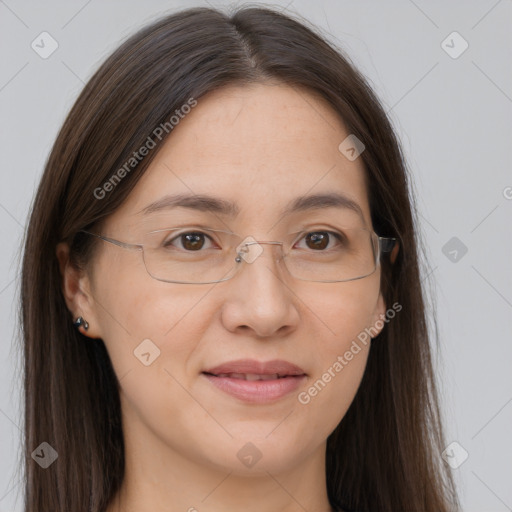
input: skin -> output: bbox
[57,83,397,512]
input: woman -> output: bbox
[20,5,459,512]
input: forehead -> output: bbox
[110,83,372,230]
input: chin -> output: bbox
[191,432,314,476]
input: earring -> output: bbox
[73,316,89,331]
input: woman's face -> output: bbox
[76,83,387,476]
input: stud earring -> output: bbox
[73,316,89,331]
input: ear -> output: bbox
[56,242,102,339]
[390,240,399,264]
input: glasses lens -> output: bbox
[142,228,239,284]
[283,228,377,282]
[141,227,378,284]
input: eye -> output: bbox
[294,231,345,251]
[163,231,217,251]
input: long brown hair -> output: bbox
[20,5,459,511]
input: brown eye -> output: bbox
[165,232,214,251]
[305,232,329,250]
[297,231,342,251]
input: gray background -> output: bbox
[1,0,511,510]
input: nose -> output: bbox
[220,239,300,338]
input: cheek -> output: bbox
[295,328,370,445]
[90,252,214,381]
[308,272,381,346]
[292,277,379,436]
[91,271,215,451]
[296,342,369,445]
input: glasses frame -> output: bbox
[79,227,397,284]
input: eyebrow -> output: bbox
[139,191,365,221]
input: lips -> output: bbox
[202,359,306,403]
[203,359,306,378]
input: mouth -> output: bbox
[203,372,297,380]
[202,359,307,403]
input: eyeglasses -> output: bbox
[79,226,397,284]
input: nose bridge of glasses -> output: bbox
[234,238,285,265]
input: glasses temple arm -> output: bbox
[80,230,143,251]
